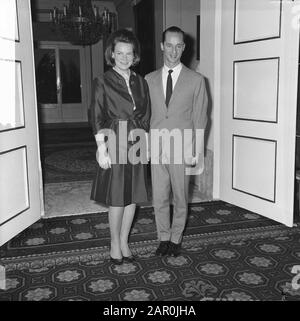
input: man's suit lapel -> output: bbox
[154,68,167,112]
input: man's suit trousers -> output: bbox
[151,163,190,244]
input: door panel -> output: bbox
[232,135,277,202]
[0,59,25,130]
[234,0,281,43]
[233,58,279,122]
[0,0,43,246]
[35,48,61,122]
[0,146,30,225]
[219,0,299,226]
[35,48,58,105]
[60,48,85,121]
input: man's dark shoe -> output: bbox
[168,242,181,257]
[155,241,170,256]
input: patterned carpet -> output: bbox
[44,179,211,218]
[3,130,297,301]
[1,201,300,301]
[41,143,213,217]
[1,201,279,257]
[44,181,108,217]
[41,143,98,184]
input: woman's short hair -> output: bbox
[105,29,141,67]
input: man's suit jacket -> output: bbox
[145,64,208,166]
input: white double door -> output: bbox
[35,42,90,123]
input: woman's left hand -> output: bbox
[96,144,111,169]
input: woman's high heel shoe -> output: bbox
[123,255,136,263]
[110,256,123,265]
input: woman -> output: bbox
[90,29,151,264]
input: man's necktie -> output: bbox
[165,69,173,107]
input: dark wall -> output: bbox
[116,1,135,30]
[133,0,156,76]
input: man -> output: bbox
[145,26,208,257]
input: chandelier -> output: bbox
[50,0,117,46]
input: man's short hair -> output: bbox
[105,29,141,67]
[162,26,185,43]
